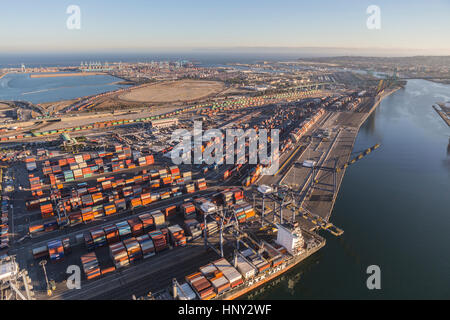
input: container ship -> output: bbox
[140,222,326,301]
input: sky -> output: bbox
[1,0,450,56]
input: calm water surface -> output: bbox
[249,79,450,299]
[0,72,127,104]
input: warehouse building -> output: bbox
[151,118,179,128]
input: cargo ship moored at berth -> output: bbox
[141,224,326,300]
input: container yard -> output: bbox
[2,0,450,307]
[0,56,404,302]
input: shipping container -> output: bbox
[136,234,155,259]
[81,252,101,280]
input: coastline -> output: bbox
[432,104,450,127]
[324,86,402,220]
[223,86,403,300]
[427,79,450,85]
[359,87,402,127]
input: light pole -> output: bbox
[257,185,273,227]
[39,260,51,297]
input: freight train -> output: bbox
[1,88,322,142]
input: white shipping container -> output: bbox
[211,275,229,291]
[183,171,192,177]
[214,258,243,284]
[236,255,256,279]
[177,282,197,300]
[75,155,84,163]
[200,264,218,277]
[26,162,37,171]
[78,162,87,169]
[151,211,165,226]
[168,224,183,235]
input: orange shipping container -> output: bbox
[82,212,95,222]
[131,198,142,209]
[164,205,177,218]
[104,204,116,216]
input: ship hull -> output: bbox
[216,240,326,300]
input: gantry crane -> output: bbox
[202,205,241,258]
[202,197,274,258]
[265,144,382,236]
[309,143,381,195]
[0,256,34,300]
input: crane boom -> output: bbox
[336,144,380,173]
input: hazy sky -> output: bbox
[1,0,449,55]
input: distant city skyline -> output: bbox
[1,0,450,56]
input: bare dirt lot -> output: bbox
[118,80,225,103]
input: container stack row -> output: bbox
[81,252,101,280]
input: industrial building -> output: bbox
[151,118,179,128]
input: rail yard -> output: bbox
[0,62,403,300]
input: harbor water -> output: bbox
[0,72,127,104]
[248,79,450,299]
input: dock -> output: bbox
[257,88,399,233]
[0,78,402,301]
[432,104,450,127]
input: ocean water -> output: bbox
[0,52,309,104]
[0,72,127,104]
[0,51,325,69]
